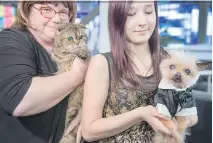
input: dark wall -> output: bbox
[186,90,212,143]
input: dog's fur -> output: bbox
[51,23,90,143]
[153,51,211,143]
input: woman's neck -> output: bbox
[128,42,153,76]
[128,42,151,61]
[28,28,54,53]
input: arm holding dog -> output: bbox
[81,55,170,142]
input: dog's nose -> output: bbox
[174,72,182,79]
[173,72,182,83]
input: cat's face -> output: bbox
[54,23,90,60]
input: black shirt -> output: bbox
[0,28,68,143]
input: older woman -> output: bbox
[0,1,89,143]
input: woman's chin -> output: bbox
[44,30,57,40]
[45,34,56,42]
[131,37,150,45]
[49,33,56,39]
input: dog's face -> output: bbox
[54,23,90,60]
[160,51,211,89]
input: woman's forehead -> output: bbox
[37,1,69,8]
[131,1,154,8]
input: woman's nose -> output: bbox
[137,13,147,28]
[51,13,61,24]
[138,23,147,27]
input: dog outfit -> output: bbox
[151,88,197,118]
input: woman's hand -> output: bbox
[71,57,90,86]
[139,105,171,135]
[65,108,82,136]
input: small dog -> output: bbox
[51,23,90,143]
[151,51,211,143]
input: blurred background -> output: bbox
[0,1,211,94]
[0,1,212,143]
[0,0,211,98]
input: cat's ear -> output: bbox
[58,23,71,32]
[196,61,212,71]
[79,24,87,29]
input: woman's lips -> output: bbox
[134,29,148,32]
[134,29,148,35]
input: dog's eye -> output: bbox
[185,69,191,75]
[169,65,175,70]
[68,36,73,41]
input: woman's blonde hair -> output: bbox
[12,1,77,29]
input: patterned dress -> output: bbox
[92,52,160,143]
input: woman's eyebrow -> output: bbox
[59,8,69,12]
[39,4,54,9]
[129,6,135,9]
[145,4,154,7]
[45,3,69,11]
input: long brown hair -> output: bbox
[108,1,161,87]
[12,1,77,29]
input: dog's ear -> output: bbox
[196,61,212,70]
[165,50,173,59]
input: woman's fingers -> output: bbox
[153,118,171,135]
[154,112,170,120]
[172,117,178,127]
[64,109,82,135]
[64,117,80,135]
[76,124,82,143]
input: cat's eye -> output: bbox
[68,36,73,41]
[80,35,88,41]
[185,69,191,75]
[169,65,175,70]
[80,35,84,39]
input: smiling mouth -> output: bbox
[48,26,58,30]
[134,30,148,35]
[134,29,148,32]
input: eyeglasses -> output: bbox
[33,6,72,21]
